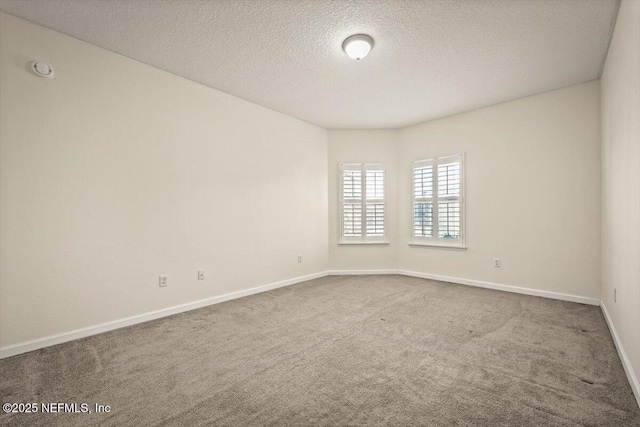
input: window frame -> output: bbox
[410,153,466,249]
[339,163,389,245]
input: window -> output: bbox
[340,163,387,243]
[411,154,465,248]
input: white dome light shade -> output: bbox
[342,34,374,60]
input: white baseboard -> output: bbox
[600,302,640,408]
[398,270,601,306]
[0,269,602,359]
[329,268,600,306]
[0,271,328,359]
[328,269,399,275]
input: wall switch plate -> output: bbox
[493,258,501,268]
[298,255,302,263]
[198,270,205,280]
[159,275,168,287]
[614,288,617,303]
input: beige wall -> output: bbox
[328,83,601,301]
[328,130,398,271]
[397,82,601,299]
[0,13,328,348]
[601,0,640,385]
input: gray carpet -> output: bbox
[1,275,639,426]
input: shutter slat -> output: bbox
[413,202,433,237]
[413,166,434,198]
[437,162,460,197]
[366,170,384,199]
[437,201,461,239]
[365,202,384,236]
[342,169,362,199]
[342,202,363,236]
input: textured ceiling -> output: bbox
[0,0,620,129]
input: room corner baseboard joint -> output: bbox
[328,269,399,275]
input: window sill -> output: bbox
[408,242,467,250]
[339,241,390,246]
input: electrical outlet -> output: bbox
[493,258,501,268]
[298,255,302,264]
[198,270,205,280]
[159,275,168,287]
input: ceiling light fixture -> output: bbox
[342,34,374,60]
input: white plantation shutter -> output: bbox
[342,168,362,237]
[365,167,385,236]
[437,160,461,239]
[340,163,386,243]
[413,164,434,237]
[411,154,464,247]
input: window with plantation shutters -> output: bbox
[340,163,387,243]
[411,154,465,247]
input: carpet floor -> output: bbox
[1,274,639,426]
